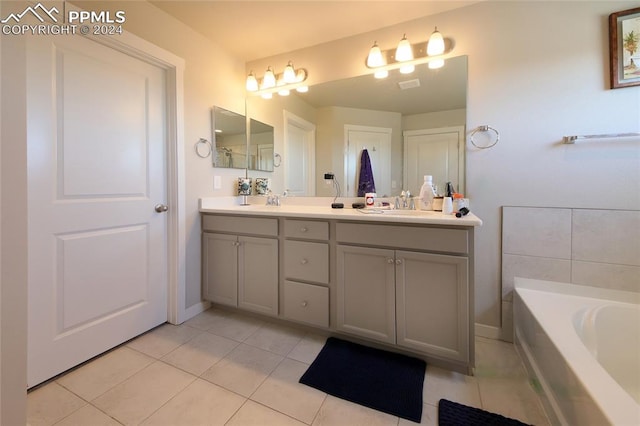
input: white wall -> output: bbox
[247,1,640,334]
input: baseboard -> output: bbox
[474,323,501,339]
[179,301,210,324]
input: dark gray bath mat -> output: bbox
[438,398,532,425]
[299,337,426,422]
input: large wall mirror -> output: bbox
[246,55,468,197]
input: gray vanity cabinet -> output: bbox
[201,212,476,374]
[202,215,278,316]
[336,245,396,343]
[282,219,330,328]
[336,222,471,365]
[395,251,469,362]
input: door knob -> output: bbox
[154,204,168,213]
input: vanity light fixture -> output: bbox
[365,27,453,78]
[426,27,445,69]
[246,61,309,98]
[367,42,389,78]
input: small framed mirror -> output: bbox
[211,106,247,169]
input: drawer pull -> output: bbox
[300,258,308,265]
[301,300,308,307]
[300,227,308,232]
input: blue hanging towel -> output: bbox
[357,149,376,197]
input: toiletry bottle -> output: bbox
[419,175,436,210]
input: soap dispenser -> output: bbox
[418,175,436,210]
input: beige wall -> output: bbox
[247,1,640,334]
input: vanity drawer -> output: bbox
[283,280,329,327]
[202,214,278,237]
[284,219,329,241]
[284,241,329,284]
[336,222,468,254]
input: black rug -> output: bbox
[438,399,532,426]
[299,337,426,422]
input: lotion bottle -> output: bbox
[418,175,436,210]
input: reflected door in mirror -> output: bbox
[403,126,464,196]
[345,125,391,197]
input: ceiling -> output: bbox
[150,1,479,62]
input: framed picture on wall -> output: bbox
[609,7,640,89]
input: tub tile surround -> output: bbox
[502,207,640,338]
[27,309,549,426]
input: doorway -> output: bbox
[26,32,184,387]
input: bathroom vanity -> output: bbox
[200,198,482,374]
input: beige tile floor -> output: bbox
[28,309,550,426]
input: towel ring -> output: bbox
[195,138,212,158]
[470,125,499,149]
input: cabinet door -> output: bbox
[238,236,279,316]
[202,233,238,307]
[396,251,469,361]
[336,245,396,343]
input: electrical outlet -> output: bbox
[213,175,221,190]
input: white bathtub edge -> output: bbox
[514,277,640,426]
[514,328,566,426]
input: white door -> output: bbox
[284,111,315,196]
[403,127,464,196]
[27,34,169,387]
[345,125,391,197]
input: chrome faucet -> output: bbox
[395,190,413,209]
[265,191,280,206]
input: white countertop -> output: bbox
[199,197,482,227]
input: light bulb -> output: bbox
[261,92,273,99]
[262,66,276,89]
[278,89,290,96]
[245,72,258,92]
[428,59,445,69]
[400,64,415,74]
[366,42,384,67]
[374,69,389,79]
[283,61,296,83]
[296,86,309,93]
[427,27,445,56]
[395,34,413,62]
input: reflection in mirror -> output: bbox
[211,106,247,169]
[246,55,467,197]
[248,118,274,172]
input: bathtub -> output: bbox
[514,278,640,426]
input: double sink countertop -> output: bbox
[199,197,482,227]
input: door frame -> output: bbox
[83,31,186,324]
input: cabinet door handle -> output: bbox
[235,241,241,247]
[300,258,308,265]
[300,227,308,232]
[396,259,403,265]
[387,258,394,264]
[301,300,308,307]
